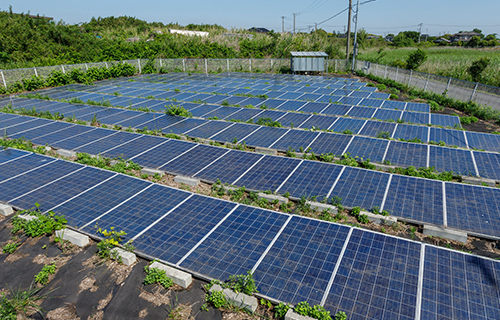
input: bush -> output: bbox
[468,57,491,82]
[460,116,478,125]
[406,49,427,70]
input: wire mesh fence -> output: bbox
[355,60,500,110]
[1,58,499,110]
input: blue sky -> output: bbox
[4,0,500,36]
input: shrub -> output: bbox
[460,116,479,125]
[406,49,427,70]
[164,105,192,117]
[468,57,491,82]
[143,264,173,289]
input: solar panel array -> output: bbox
[1,112,500,240]
[1,148,499,320]
[2,98,500,183]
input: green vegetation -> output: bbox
[294,301,332,320]
[0,283,50,319]
[75,153,142,175]
[11,203,67,238]
[227,271,258,295]
[143,263,174,289]
[34,263,57,285]
[164,105,192,117]
[255,117,282,127]
[0,137,47,154]
[460,116,479,125]
[392,166,455,181]
[95,227,126,261]
[2,243,18,254]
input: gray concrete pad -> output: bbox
[306,201,338,214]
[362,210,397,225]
[423,225,468,243]
[258,193,289,204]
[56,149,76,158]
[255,147,277,155]
[174,175,200,186]
[0,204,14,216]
[209,284,257,312]
[462,176,496,187]
[149,261,193,288]
[285,309,315,320]
[55,228,90,247]
[111,247,136,266]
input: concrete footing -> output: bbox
[255,147,277,156]
[18,214,37,221]
[174,175,199,186]
[111,247,136,266]
[462,176,496,187]
[209,284,258,312]
[140,168,164,176]
[306,201,338,214]
[55,228,90,247]
[373,163,397,171]
[0,204,14,216]
[423,225,468,243]
[149,261,193,288]
[362,211,398,225]
[56,149,76,158]
[285,309,315,320]
[258,193,288,204]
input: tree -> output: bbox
[466,36,482,48]
[406,49,427,70]
[468,57,490,82]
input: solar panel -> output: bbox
[349,91,372,99]
[299,115,338,130]
[138,114,184,131]
[299,102,329,113]
[330,167,390,210]
[269,130,320,152]
[473,151,500,180]
[202,106,242,119]
[383,175,444,224]
[162,118,207,134]
[0,153,55,182]
[429,146,477,176]
[116,112,164,129]
[373,109,403,122]
[346,106,377,119]
[278,92,305,100]
[405,102,430,113]
[345,136,389,163]
[299,93,323,102]
[242,126,289,148]
[358,121,396,138]
[210,122,260,143]
[358,98,385,108]
[307,132,352,155]
[184,121,233,139]
[421,246,500,320]
[429,128,467,148]
[73,131,140,155]
[3,118,53,136]
[430,114,461,128]
[0,148,30,164]
[133,194,238,264]
[445,183,500,238]
[321,104,353,116]
[384,141,427,168]
[381,100,406,110]
[131,139,196,169]
[401,111,429,125]
[275,100,307,111]
[324,229,421,320]
[30,125,95,146]
[11,166,115,213]
[180,206,289,281]
[337,96,362,106]
[9,122,74,140]
[465,131,500,152]
[159,144,229,176]
[278,113,312,128]
[329,118,366,134]
[51,128,117,150]
[392,124,429,142]
[189,105,220,117]
[253,216,350,305]
[254,110,287,121]
[234,156,301,192]
[103,135,168,160]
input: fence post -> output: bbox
[335,60,338,73]
[384,65,388,79]
[105,62,109,69]
[470,82,479,102]
[61,65,65,73]
[138,59,141,74]
[227,59,230,72]
[85,63,88,70]
[271,59,273,70]
[408,70,413,86]
[444,77,452,95]
[249,59,252,72]
[424,74,429,92]
[183,59,186,72]
[159,58,163,69]
[395,67,398,81]
[0,70,6,89]
[33,67,38,77]
[205,59,208,74]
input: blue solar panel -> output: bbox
[383,175,444,224]
[74,131,140,155]
[131,139,196,169]
[3,118,53,136]
[445,183,500,238]
[382,100,406,110]
[307,132,352,155]
[465,131,500,152]
[243,126,288,148]
[299,93,323,102]
[0,148,30,164]
[0,160,83,201]
[189,105,220,117]
[11,166,115,213]
[373,109,403,121]
[194,150,264,184]
[473,151,500,180]
[236,97,266,107]
[402,111,429,125]
[134,194,238,265]
[138,114,184,131]
[429,146,476,176]
[330,118,366,134]
[80,184,191,241]
[278,161,343,201]
[185,121,233,139]
[210,122,259,143]
[299,102,329,113]
[430,114,461,128]
[103,135,168,160]
[253,110,287,121]
[269,130,320,152]
[347,106,377,119]
[299,115,338,130]
[369,92,390,99]
[337,96,362,106]
[345,136,389,163]
[0,116,37,129]
[202,106,242,119]
[275,100,307,111]
[277,113,312,128]
[30,125,93,146]
[324,229,421,320]
[99,110,143,125]
[330,167,390,210]
[405,102,429,113]
[321,104,354,116]
[384,141,427,168]
[254,216,350,305]
[234,156,301,192]
[359,121,396,138]
[160,144,229,175]
[9,122,74,140]
[429,128,467,148]
[163,118,206,134]
[202,95,227,104]
[115,112,163,129]
[52,174,151,227]
[180,206,289,281]
[392,124,429,142]
[349,91,372,99]
[278,92,305,100]
[358,98,385,108]
[51,128,116,150]
[0,153,55,182]
[421,246,500,320]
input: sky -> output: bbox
[3,0,500,36]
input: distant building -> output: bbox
[221,33,253,39]
[249,27,270,34]
[168,29,209,37]
[434,37,451,44]
[385,35,394,42]
[450,32,481,42]
[13,13,53,20]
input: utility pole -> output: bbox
[293,13,299,35]
[418,23,423,43]
[346,0,352,59]
[351,0,360,72]
[281,16,285,33]
[315,23,317,32]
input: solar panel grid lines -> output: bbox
[0,149,31,166]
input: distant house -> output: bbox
[434,37,451,44]
[13,13,53,20]
[249,27,270,34]
[168,29,209,37]
[450,32,481,42]
[385,35,394,42]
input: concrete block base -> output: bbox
[0,204,14,216]
[140,168,164,176]
[362,211,398,225]
[373,163,397,171]
[55,228,90,247]
[423,225,468,243]
[111,247,136,266]
[285,309,315,320]
[56,149,76,158]
[462,176,496,187]
[18,214,37,221]
[150,261,192,288]
[209,284,258,312]
[306,201,338,214]
[258,193,288,204]
[174,175,199,186]
[255,147,277,156]
[44,146,52,152]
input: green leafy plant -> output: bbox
[227,271,258,295]
[95,227,126,261]
[274,302,291,319]
[0,282,51,319]
[406,48,427,70]
[11,203,67,238]
[460,116,478,125]
[2,243,18,254]
[255,117,282,127]
[294,301,331,320]
[164,105,192,117]
[35,263,57,285]
[143,264,173,289]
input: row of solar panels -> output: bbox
[1,111,500,240]
[4,97,500,181]
[215,72,363,84]
[1,149,499,320]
